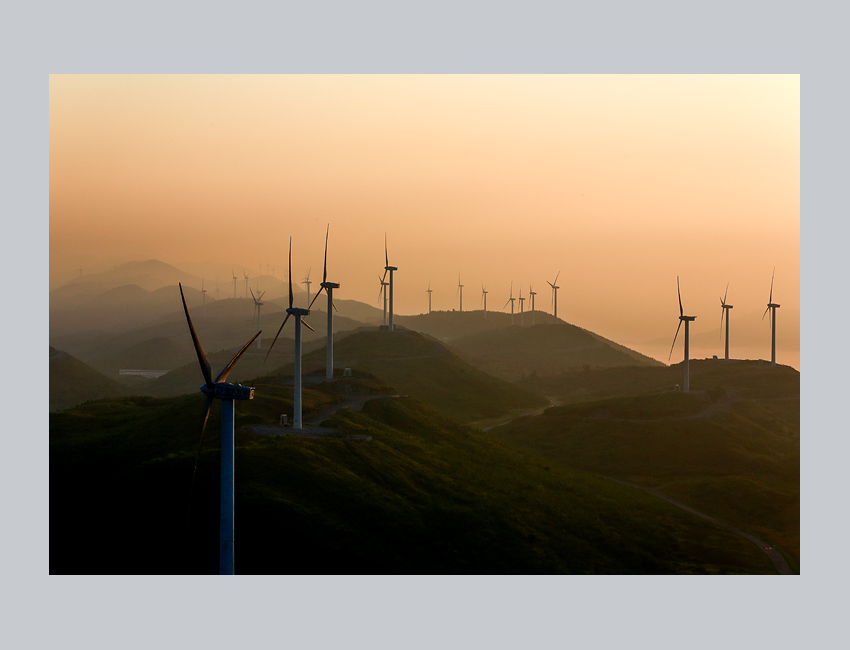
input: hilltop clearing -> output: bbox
[492,362,800,571]
[51,381,775,575]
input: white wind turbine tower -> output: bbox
[547,271,561,321]
[179,283,260,575]
[426,281,433,314]
[719,282,733,361]
[504,282,516,325]
[762,268,780,366]
[381,234,397,330]
[529,284,537,325]
[668,276,696,393]
[232,269,238,299]
[481,285,488,319]
[457,274,464,312]
[518,288,525,326]
[305,225,340,380]
[250,287,266,349]
[266,238,315,430]
[201,278,208,318]
[301,269,312,307]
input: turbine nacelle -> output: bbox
[200,383,255,400]
[321,282,340,290]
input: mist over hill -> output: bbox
[50,347,129,411]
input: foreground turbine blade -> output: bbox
[179,283,213,387]
[307,285,325,311]
[668,319,683,361]
[264,313,291,363]
[723,282,729,305]
[554,271,560,285]
[762,305,770,320]
[332,300,339,312]
[677,276,683,318]
[301,318,315,332]
[385,233,389,268]
[323,224,329,284]
[216,330,262,383]
[769,267,775,304]
[185,393,214,528]
[288,237,294,309]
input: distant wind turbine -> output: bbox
[762,268,780,366]
[457,274,464,312]
[504,282,516,325]
[518,288,525,326]
[201,278,208,318]
[547,271,561,321]
[481,284,488,319]
[232,269,237,299]
[381,234,397,330]
[378,275,389,325]
[668,276,696,393]
[301,269,312,307]
[719,283,733,361]
[266,238,315,430]
[250,287,266,349]
[306,224,340,379]
[529,285,537,325]
[243,271,250,299]
[179,283,259,575]
[426,281,433,314]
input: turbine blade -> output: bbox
[503,298,511,309]
[216,330,262,383]
[723,282,729,305]
[264,313,291,363]
[547,281,554,289]
[307,285,325,311]
[185,393,214,529]
[323,224,329,284]
[385,233,388,268]
[250,287,256,302]
[762,305,770,320]
[179,283,213,387]
[769,267,775,303]
[332,300,339,312]
[288,237,293,309]
[668,319,683,362]
[301,318,315,332]
[677,276,683,317]
[719,306,725,338]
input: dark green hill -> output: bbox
[397,309,563,340]
[298,328,549,423]
[449,322,661,381]
[49,347,129,411]
[520,358,800,404]
[88,337,196,379]
[492,363,800,570]
[50,385,775,574]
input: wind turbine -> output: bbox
[529,284,537,325]
[378,275,389,325]
[301,269,312,307]
[201,278,208,318]
[243,271,250,299]
[719,283,733,361]
[518,288,525,326]
[668,276,696,393]
[457,274,464,312]
[250,287,266,349]
[426,281,433,314]
[179,283,260,575]
[762,268,780,366]
[305,225,340,380]
[481,284,488,319]
[547,271,561,321]
[232,269,237,299]
[504,282,516,325]
[266,238,315,430]
[381,234,397,330]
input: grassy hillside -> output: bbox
[298,328,549,423]
[49,347,130,411]
[492,365,800,571]
[51,387,775,574]
[450,322,661,381]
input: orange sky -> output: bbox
[49,75,799,363]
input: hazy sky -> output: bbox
[49,74,799,358]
